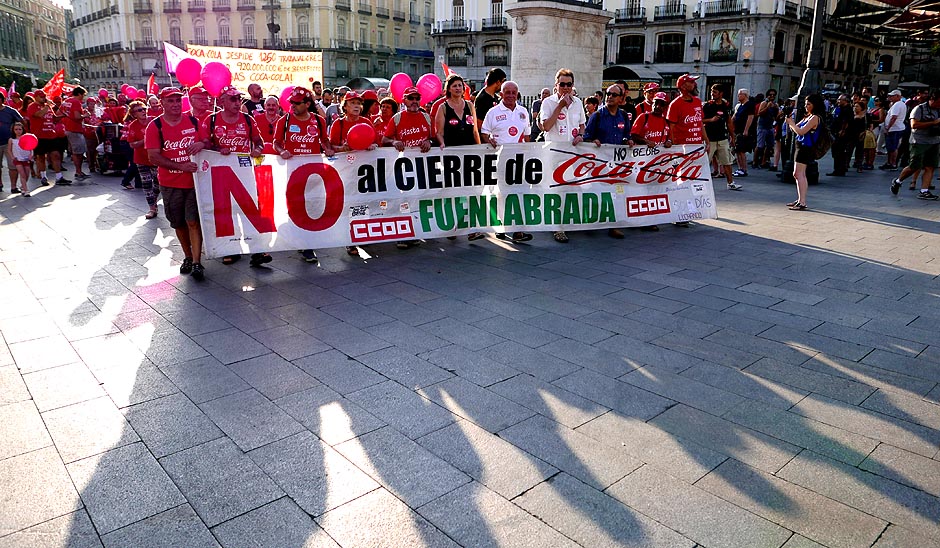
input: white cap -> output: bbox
[888,89,902,97]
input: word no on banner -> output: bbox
[193,143,718,258]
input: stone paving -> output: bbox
[1,157,939,548]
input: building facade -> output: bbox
[431,0,904,98]
[70,0,435,91]
[0,0,70,81]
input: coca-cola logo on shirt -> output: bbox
[288,133,319,144]
[683,112,703,125]
[218,135,250,150]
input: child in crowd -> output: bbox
[6,121,34,197]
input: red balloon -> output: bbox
[389,72,413,103]
[126,86,138,98]
[120,84,130,94]
[19,133,38,151]
[136,89,149,100]
[98,88,109,99]
[176,58,202,87]
[279,86,295,112]
[201,62,233,97]
[346,123,376,151]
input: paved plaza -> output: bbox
[1,159,939,548]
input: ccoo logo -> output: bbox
[626,194,671,217]
[350,216,416,243]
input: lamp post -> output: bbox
[266,0,280,48]
[782,0,825,184]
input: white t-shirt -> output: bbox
[886,99,907,132]
[481,102,531,144]
[539,93,586,143]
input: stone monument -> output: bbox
[504,0,613,97]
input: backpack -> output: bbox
[153,114,199,147]
[813,124,833,160]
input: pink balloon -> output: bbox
[125,86,138,98]
[181,95,191,112]
[201,62,232,97]
[416,73,442,104]
[279,86,295,112]
[19,133,38,151]
[136,89,148,100]
[98,88,109,99]
[346,123,376,151]
[389,72,413,103]
[176,58,202,87]
[120,83,130,94]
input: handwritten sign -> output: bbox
[185,44,323,92]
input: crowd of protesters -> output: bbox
[2,68,938,282]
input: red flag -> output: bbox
[61,82,76,96]
[42,69,66,99]
[440,61,471,100]
[147,74,158,96]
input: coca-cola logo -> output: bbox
[164,135,195,150]
[218,136,250,151]
[288,133,319,143]
[551,149,706,187]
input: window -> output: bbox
[617,34,644,64]
[792,34,803,65]
[337,18,346,38]
[446,44,466,66]
[655,33,684,63]
[242,17,253,40]
[394,32,400,46]
[826,42,836,70]
[452,0,463,21]
[491,0,502,18]
[141,21,152,43]
[219,18,230,41]
[298,17,309,40]
[359,58,369,74]
[877,54,892,73]
[194,19,205,43]
[360,24,368,43]
[377,60,386,73]
[847,46,855,71]
[837,44,846,70]
[336,57,348,76]
[169,20,181,42]
[773,31,785,63]
[377,26,385,44]
[482,42,507,65]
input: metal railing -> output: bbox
[214,38,233,46]
[375,6,388,16]
[132,40,158,50]
[654,3,686,19]
[701,0,744,16]
[335,0,350,9]
[615,7,645,22]
[482,16,507,29]
[483,55,507,65]
[446,56,467,67]
[133,0,152,13]
[212,0,230,10]
[188,0,205,10]
[357,1,371,14]
[392,9,405,19]
[438,19,469,32]
[238,38,257,47]
[164,0,182,11]
[784,1,797,17]
[237,0,255,9]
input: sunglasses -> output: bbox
[289,100,304,105]
[132,108,146,113]
[557,82,573,88]
[405,95,421,100]
[606,92,621,97]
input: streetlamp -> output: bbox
[266,0,280,48]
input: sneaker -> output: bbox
[890,178,901,195]
[10,188,20,194]
[732,169,747,177]
[56,178,72,186]
[179,257,193,275]
[190,262,205,280]
[75,173,89,180]
[767,165,778,172]
[300,249,317,263]
[917,191,939,201]
[251,253,274,266]
[21,192,30,198]
[727,183,743,191]
[40,177,49,186]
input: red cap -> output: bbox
[289,87,313,102]
[343,91,362,102]
[643,82,660,92]
[653,92,668,102]
[677,74,700,88]
[361,90,378,102]
[159,87,185,99]
[188,85,208,96]
[33,89,46,97]
[9,91,19,98]
[402,86,421,98]
[218,85,243,97]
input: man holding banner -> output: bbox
[145,87,208,280]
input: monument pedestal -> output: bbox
[504,1,613,97]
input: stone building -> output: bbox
[0,0,69,80]
[69,0,436,91]
[431,0,903,98]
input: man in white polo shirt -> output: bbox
[539,68,586,243]
[481,80,533,242]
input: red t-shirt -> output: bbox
[328,115,370,147]
[84,110,102,139]
[632,112,670,145]
[372,114,392,145]
[147,106,163,118]
[104,105,128,124]
[126,118,153,166]
[666,96,704,144]
[144,115,199,189]
[63,98,85,133]
[273,113,327,155]
[255,112,278,144]
[198,112,260,154]
[384,111,432,148]
[26,102,58,139]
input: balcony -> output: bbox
[392,9,405,20]
[212,0,230,11]
[446,56,467,67]
[188,0,205,10]
[482,16,507,29]
[132,40,158,50]
[336,0,350,10]
[438,19,469,32]
[214,39,233,46]
[262,38,282,48]
[358,41,373,51]
[376,44,393,53]
[332,38,355,49]
[290,37,318,49]
[165,0,182,11]
[261,0,278,7]
[133,1,152,13]
[784,1,797,18]
[357,1,371,14]
[700,0,744,17]
[410,13,421,23]
[168,39,186,49]
[799,6,813,21]
[615,7,645,22]
[237,0,254,9]
[484,55,507,65]
[654,3,686,19]
[376,6,388,16]
[238,38,257,47]
[292,0,310,6]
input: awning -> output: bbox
[602,65,663,82]
[897,80,930,87]
[345,77,391,91]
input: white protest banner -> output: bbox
[192,143,717,258]
[185,44,323,90]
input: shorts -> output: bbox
[35,136,67,156]
[885,130,904,152]
[708,139,734,166]
[756,127,775,149]
[66,131,87,155]
[794,143,815,164]
[734,134,753,153]
[14,159,31,167]
[908,143,940,171]
[162,186,199,229]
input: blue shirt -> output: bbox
[0,106,23,145]
[584,107,629,145]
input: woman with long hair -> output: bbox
[784,93,823,211]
